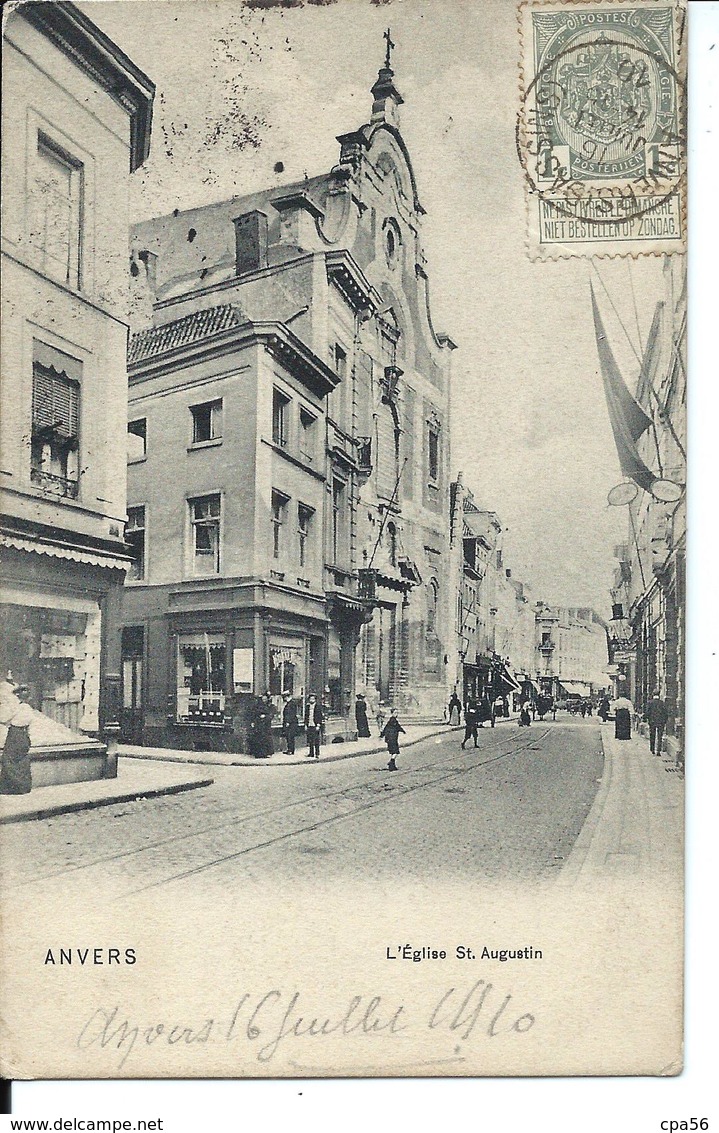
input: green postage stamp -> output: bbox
[518,1,686,259]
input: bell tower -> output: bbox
[370,29,404,127]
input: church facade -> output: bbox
[118,50,455,750]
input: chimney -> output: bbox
[233,211,269,275]
[271,192,324,251]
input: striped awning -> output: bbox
[0,533,129,571]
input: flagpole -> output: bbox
[628,505,647,591]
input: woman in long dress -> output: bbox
[613,695,633,740]
[448,692,462,727]
[0,682,33,795]
[355,695,371,738]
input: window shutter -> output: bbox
[32,363,80,439]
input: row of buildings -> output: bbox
[1,5,609,780]
[603,258,686,760]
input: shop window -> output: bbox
[176,634,226,723]
[0,605,93,733]
[127,418,147,462]
[189,494,221,574]
[269,643,304,711]
[332,478,347,565]
[298,503,314,568]
[125,506,146,581]
[31,344,81,499]
[272,389,290,448]
[30,133,83,288]
[191,399,222,445]
[272,489,289,560]
[299,407,316,462]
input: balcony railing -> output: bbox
[31,468,79,499]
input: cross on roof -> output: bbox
[384,27,395,69]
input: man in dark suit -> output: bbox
[304,694,324,759]
[646,691,669,755]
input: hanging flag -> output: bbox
[635,301,664,410]
[590,283,656,493]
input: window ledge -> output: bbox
[188,438,223,452]
[127,456,147,466]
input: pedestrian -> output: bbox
[380,708,405,771]
[282,695,299,754]
[477,696,492,728]
[580,701,587,718]
[0,681,34,794]
[249,694,275,758]
[587,701,593,717]
[598,696,610,723]
[304,694,323,759]
[613,693,633,741]
[461,699,479,748]
[519,700,531,727]
[645,690,668,755]
[355,694,371,738]
[551,698,557,721]
[448,691,462,727]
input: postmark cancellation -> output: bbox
[518,0,687,259]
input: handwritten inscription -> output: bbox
[77,980,535,1070]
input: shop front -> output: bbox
[0,537,126,784]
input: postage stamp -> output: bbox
[518,0,687,259]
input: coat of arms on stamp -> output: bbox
[518,2,686,259]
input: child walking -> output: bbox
[380,708,405,771]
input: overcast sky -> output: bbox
[79,0,670,614]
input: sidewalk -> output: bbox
[117,721,460,768]
[557,724,684,886]
[0,760,214,825]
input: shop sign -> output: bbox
[233,647,254,693]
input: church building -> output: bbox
[119,42,456,750]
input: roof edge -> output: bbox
[16,1,155,171]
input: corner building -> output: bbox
[120,57,455,750]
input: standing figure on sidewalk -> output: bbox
[282,695,299,755]
[381,709,405,771]
[355,694,371,738]
[645,691,668,755]
[613,693,634,741]
[448,691,462,727]
[252,694,275,758]
[519,700,532,727]
[598,696,610,722]
[0,681,33,794]
[304,694,323,759]
[462,699,479,748]
[478,696,492,728]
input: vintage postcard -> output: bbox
[1,0,685,1079]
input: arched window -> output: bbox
[427,578,439,636]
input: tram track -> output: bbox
[120,728,552,896]
[3,727,551,896]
